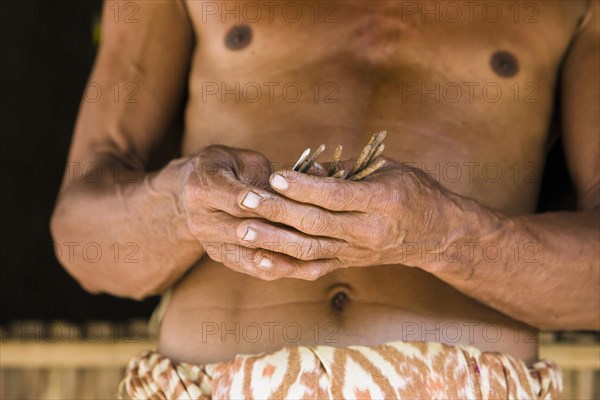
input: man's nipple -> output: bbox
[490,50,519,77]
[225,24,253,50]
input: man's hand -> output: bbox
[180,145,273,273]
[181,145,332,279]
[236,157,479,279]
[183,145,355,281]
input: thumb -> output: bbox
[236,150,273,190]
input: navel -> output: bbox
[490,50,519,77]
[225,24,253,50]
[331,291,350,312]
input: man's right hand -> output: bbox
[180,145,277,275]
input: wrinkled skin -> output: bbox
[224,159,470,280]
[180,146,274,269]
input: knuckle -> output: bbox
[303,239,339,260]
[282,240,304,260]
[387,188,401,209]
[365,225,388,249]
[349,248,370,265]
[257,271,279,281]
[369,177,402,207]
[289,239,322,260]
[302,239,322,260]
[181,167,201,204]
[320,241,342,259]
[203,145,233,162]
[299,209,327,235]
[328,184,352,209]
[187,217,203,237]
[372,186,399,211]
[238,148,269,164]
[267,199,288,221]
[240,158,271,187]
[182,159,226,210]
[300,266,321,281]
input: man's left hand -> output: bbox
[236,158,473,280]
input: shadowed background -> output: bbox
[1,0,159,323]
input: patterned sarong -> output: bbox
[120,341,562,399]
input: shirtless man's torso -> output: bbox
[160,0,587,364]
[52,0,599,371]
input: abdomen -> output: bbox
[159,260,538,365]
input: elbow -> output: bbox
[120,278,159,301]
[105,274,163,301]
[50,204,103,296]
[50,204,154,300]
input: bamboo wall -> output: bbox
[1,322,598,399]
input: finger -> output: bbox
[194,211,247,245]
[282,256,341,281]
[235,219,346,260]
[194,208,346,261]
[202,145,273,189]
[212,243,341,281]
[206,173,270,218]
[268,170,377,211]
[232,148,273,190]
[204,242,291,280]
[184,162,241,218]
[186,147,274,218]
[237,189,355,238]
[203,242,252,276]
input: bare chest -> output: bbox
[185,1,582,79]
[181,1,586,214]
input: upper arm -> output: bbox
[562,1,600,210]
[62,0,193,187]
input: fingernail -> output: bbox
[270,174,288,191]
[240,226,256,241]
[242,191,262,209]
[258,256,272,269]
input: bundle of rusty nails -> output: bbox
[291,130,387,181]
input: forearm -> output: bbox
[50,157,203,299]
[425,198,600,330]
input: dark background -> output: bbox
[0,0,575,324]
[0,0,160,323]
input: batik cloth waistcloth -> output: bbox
[119,340,562,399]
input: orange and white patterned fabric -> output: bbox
[120,341,562,399]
